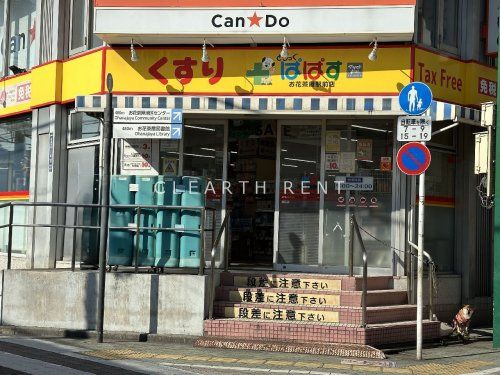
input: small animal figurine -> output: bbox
[452,305,474,342]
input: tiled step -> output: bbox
[214,302,417,325]
[216,286,408,307]
[220,272,392,291]
[203,318,441,346]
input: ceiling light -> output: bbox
[201,39,214,63]
[368,38,378,61]
[280,37,290,59]
[130,38,143,62]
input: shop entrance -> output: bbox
[227,120,277,267]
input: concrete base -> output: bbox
[0,270,208,336]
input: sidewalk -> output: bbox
[37,328,500,375]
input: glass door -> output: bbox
[275,121,322,270]
[227,120,276,267]
[322,121,394,272]
[63,144,101,265]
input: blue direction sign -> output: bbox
[170,124,182,139]
[171,109,183,124]
[396,142,431,176]
[398,82,433,116]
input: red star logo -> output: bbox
[247,12,262,27]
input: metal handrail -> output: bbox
[0,201,216,274]
[408,241,436,321]
[208,212,230,320]
[349,215,367,327]
[347,213,437,328]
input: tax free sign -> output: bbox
[113,108,183,139]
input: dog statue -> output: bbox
[451,305,474,342]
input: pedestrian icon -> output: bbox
[399,82,433,116]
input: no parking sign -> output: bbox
[396,142,431,176]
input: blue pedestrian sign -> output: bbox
[398,82,433,116]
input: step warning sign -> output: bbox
[161,157,177,175]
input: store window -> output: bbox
[442,0,459,50]
[0,114,31,254]
[423,150,455,273]
[182,122,225,261]
[278,124,322,266]
[0,115,31,192]
[418,0,459,54]
[422,122,456,273]
[69,0,102,55]
[8,0,36,73]
[323,121,394,269]
[0,0,5,75]
[69,111,101,141]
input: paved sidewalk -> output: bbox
[37,328,500,375]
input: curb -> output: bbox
[0,325,196,344]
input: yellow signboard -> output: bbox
[105,46,411,96]
[224,306,339,323]
[233,275,341,290]
[0,45,495,119]
[229,290,340,306]
[413,47,497,106]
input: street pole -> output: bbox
[494,68,500,347]
[416,142,426,360]
[96,74,113,343]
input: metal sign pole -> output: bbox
[97,74,113,343]
[416,142,426,360]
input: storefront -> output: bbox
[0,0,491,281]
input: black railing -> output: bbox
[348,214,437,327]
[208,212,230,320]
[0,201,216,275]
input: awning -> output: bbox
[74,95,481,125]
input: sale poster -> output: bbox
[326,131,341,152]
[339,152,356,173]
[325,153,339,170]
[356,139,373,161]
[380,156,392,171]
[121,140,152,171]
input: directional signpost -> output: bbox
[113,108,183,139]
[397,82,433,361]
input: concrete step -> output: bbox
[216,286,408,307]
[203,318,441,346]
[220,272,393,291]
[194,337,386,359]
[213,302,417,325]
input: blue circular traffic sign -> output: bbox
[397,142,431,176]
[399,82,433,116]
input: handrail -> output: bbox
[408,241,436,321]
[350,215,367,327]
[208,212,230,320]
[0,201,216,274]
[347,213,437,329]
